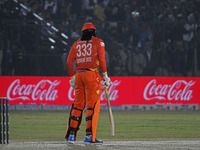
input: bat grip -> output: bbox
[105,88,109,100]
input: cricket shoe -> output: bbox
[84,135,103,144]
[67,135,75,144]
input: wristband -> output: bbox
[103,72,107,77]
[70,75,75,79]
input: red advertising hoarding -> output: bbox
[0,76,199,105]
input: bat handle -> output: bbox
[105,88,109,100]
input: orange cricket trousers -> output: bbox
[68,70,101,142]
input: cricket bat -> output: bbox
[105,88,115,136]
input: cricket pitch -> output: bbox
[1,139,200,150]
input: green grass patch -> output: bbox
[9,110,200,141]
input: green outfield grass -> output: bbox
[10,110,200,142]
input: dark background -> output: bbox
[0,0,200,77]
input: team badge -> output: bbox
[100,42,105,47]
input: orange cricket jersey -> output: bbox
[67,36,107,77]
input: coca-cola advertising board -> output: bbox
[0,76,200,105]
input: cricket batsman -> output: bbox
[65,22,111,144]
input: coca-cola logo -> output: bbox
[68,80,121,101]
[143,79,195,101]
[7,79,60,101]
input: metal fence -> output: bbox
[0,19,200,77]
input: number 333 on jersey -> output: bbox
[67,36,107,77]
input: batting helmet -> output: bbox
[82,23,96,32]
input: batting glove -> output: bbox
[102,72,111,89]
[69,75,75,88]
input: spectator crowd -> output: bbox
[0,0,200,76]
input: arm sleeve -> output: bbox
[67,45,76,77]
[97,40,107,74]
